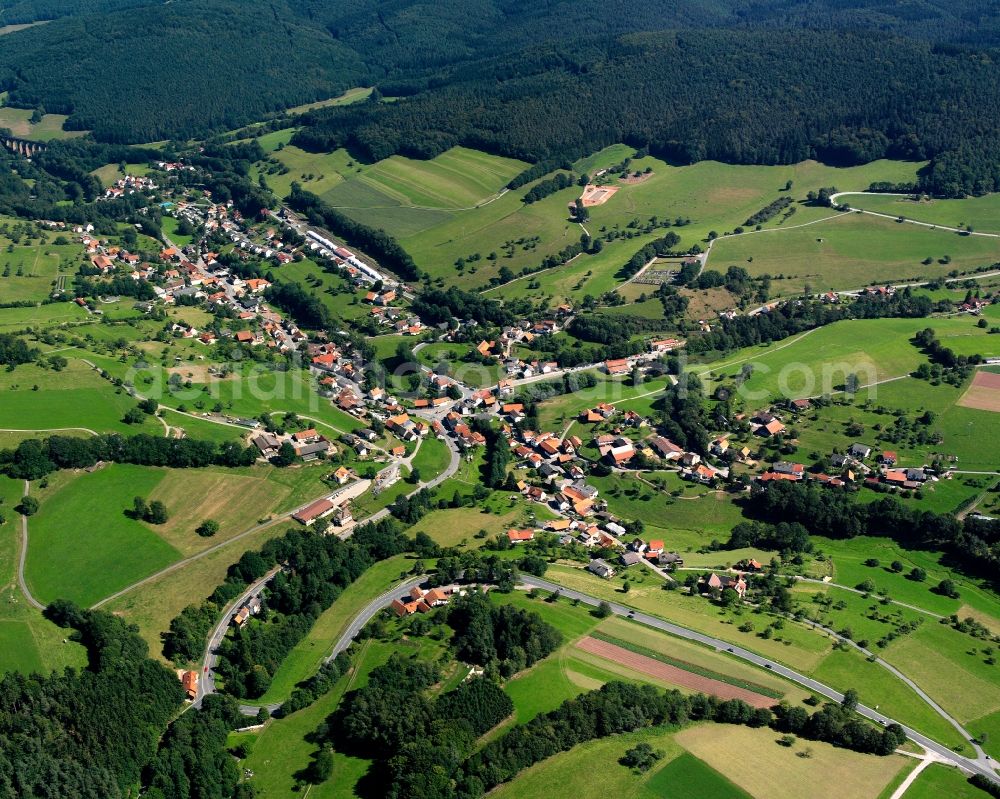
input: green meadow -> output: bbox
[0,229,81,303]
[841,191,1000,233]
[161,215,194,246]
[24,465,181,607]
[708,210,1000,296]
[0,107,84,141]
[0,301,89,332]
[0,475,88,675]
[418,153,923,290]
[694,315,999,400]
[0,358,163,435]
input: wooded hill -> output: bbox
[1,0,1000,194]
[293,27,1000,197]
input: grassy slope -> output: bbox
[0,475,88,675]
[708,210,1000,296]
[903,763,987,799]
[674,723,908,799]
[0,107,85,140]
[407,154,923,291]
[24,465,181,607]
[841,192,1000,233]
[254,554,417,704]
[0,359,162,435]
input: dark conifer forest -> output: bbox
[1,0,1000,193]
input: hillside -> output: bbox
[1,0,1000,171]
[292,28,1000,196]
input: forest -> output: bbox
[0,0,999,194]
[294,28,1000,197]
[0,601,246,799]
[748,480,1000,579]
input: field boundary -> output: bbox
[576,636,777,708]
[589,630,784,698]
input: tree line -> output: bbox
[295,26,1000,198]
[686,290,938,356]
[1,433,257,481]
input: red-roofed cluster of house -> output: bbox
[391,584,459,616]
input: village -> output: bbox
[50,163,982,582]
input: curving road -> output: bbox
[322,576,427,666]
[194,565,282,709]
[191,433,462,713]
[518,574,998,782]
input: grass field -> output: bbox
[707,210,1000,296]
[284,87,373,115]
[841,192,1000,234]
[405,504,532,549]
[161,215,193,246]
[90,162,151,186]
[490,728,689,799]
[643,751,751,797]
[674,723,909,799]
[694,315,999,403]
[0,300,89,331]
[589,472,749,540]
[493,719,907,799]
[24,465,181,607]
[0,358,163,435]
[0,225,81,303]
[813,536,1000,622]
[903,763,985,799]
[881,622,1000,726]
[264,145,525,227]
[403,152,923,291]
[808,648,967,751]
[268,255,369,325]
[0,475,88,675]
[143,464,330,556]
[0,107,85,140]
[112,357,363,437]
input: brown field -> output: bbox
[580,184,619,207]
[675,724,909,799]
[166,364,236,383]
[957,369,1000,412]
[574,636,776,708]
[620,171,653,185]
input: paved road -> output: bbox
[17,480,44,611]
[194,566,282,709]
[519,574,998,782]
[338,431,462,537]
[192,434,461,712]
[324,576,426,665]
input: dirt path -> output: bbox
[574,636,775,708]
[17,480,44,610]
